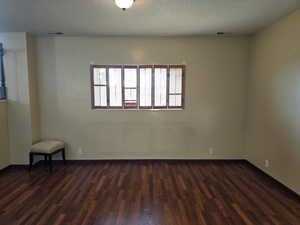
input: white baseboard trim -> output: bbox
[247,159,300,195]
[9,153,247,164]
[67,153,246,160]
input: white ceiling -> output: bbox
[0,0,299,36]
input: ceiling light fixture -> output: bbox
[115,0,134,10]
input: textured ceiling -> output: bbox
[0,0,299,36]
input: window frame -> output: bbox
[123,65,138,109]
[90,64,185,110]
[90,65,108,109]
[153,65,168,109]
[139,65,153,110]
[107,65,123,109]
[0,43,6,100]
[168,65,185,109]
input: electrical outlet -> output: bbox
[265,160,270,168]
[209,148,214,155]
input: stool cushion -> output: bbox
[31,140,65,154]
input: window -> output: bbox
[124,66,137,108]
[0,43,6,100]
[169,66,183,108]
[154,66,167,108]
[91,65,185,110]
[108,67,122,108]
[139,66,152,109]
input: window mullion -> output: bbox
[166,66,170,108]
[90,65,95,108]
[122,66,125,109]
[182,66,185,109]
[137,66,140,109]
[106,66,110,108]
[151,65,155,109]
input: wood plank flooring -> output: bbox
[0,160,299,225]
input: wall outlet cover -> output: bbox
[265,160,270,168]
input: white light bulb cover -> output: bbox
[115,0,134,9]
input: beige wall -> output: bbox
[0,33,31,164]
[26,34,41,143]
[0,100,9,169]
[35,36,250,159]
[0,32,40,164]
[246,10,300,194]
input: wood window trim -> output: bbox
[124,65,138,109]
[139,65,153,109]
[168,65,185,109]
[90,65,108,109]
[91,64,185,110]
[153,65,168,109]
[108,65,123,109]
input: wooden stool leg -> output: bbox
[29,153,34,172]
[49,154,53,172]
[44,155,48,168]
[62,148,66,165]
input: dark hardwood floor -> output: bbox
[0,160,299,225]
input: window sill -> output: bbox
[92,108,184,111]
[0,99,7,103]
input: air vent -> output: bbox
[48,32,64,35]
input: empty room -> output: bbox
[0,0,300,224]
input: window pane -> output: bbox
[93,68,106,85]
[169,95,182,107]
[109,68,122,107]
[139,68,152,107]
[169,68,182,94]
[124,68,137,108]
[124,68,137,88]
[125,89,137,101]
[94,86,107,107]
[154,68,167,107]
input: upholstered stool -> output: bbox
[29,140,66,172]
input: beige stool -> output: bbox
[29,140,66,172]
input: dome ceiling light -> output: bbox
[114,0,135,10]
